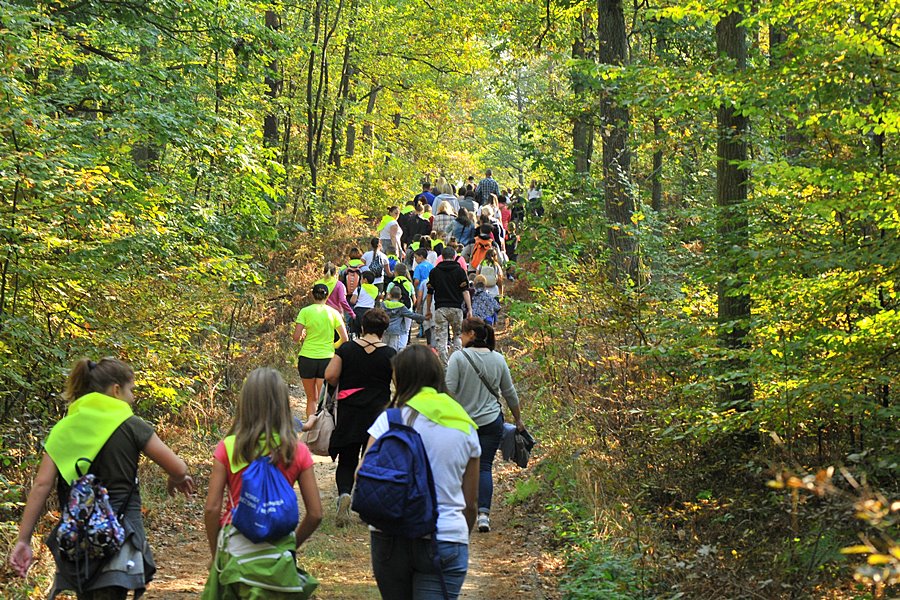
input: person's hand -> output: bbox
[9,540,34,577]
[167,473,195,497]
[301,413,318,432]
[515,417,525,432]
[425,312,432,320]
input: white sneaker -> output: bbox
[477,513,490,533]
[336,493,352,528]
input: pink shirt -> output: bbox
[499,206,511,229]
[326,280,354,316]
[213,440,314,526]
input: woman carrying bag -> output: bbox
[323,309,396,527]
[445,318,524,534]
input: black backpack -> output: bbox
[369,252,384,278]
[392,277,414,309]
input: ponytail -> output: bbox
[462,317,496,351]
[64,357,134,402]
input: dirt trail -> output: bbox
[142,391,556,599]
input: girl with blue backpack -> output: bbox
[362,345,480,600]
[202,367,323,599]
[9,357,194,599]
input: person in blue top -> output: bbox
[412,248,435,289]
[418,181,435,207]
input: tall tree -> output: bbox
[263,9,282,149]
[597,0,636,283]
[572,8,594,184]
[715,9,752,411]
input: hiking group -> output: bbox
[9,170,537,599]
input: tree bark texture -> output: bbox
[263,9,282,149]
[571,9,594,181]
[598,0,636,283]
[716,10,752,410]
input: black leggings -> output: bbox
[78,587,129,600]
[334,442,366,496]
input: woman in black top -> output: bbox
[324,308,396,526]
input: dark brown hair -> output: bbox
[362,308,390,337]
[391,345,446,406]
[64,357,134,402]
[462,317,495,351]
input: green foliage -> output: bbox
[506,476,541,506]
[559,535,643,600]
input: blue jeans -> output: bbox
[477,412,504,513]
[370,531,468,600]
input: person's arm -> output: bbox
[498,362,524,430]
[463,289,472,317]
[295,467,323,547]
[143,433,194,496]
[355,436,377,479]
[292,322,306,344]
[497,265,504,294]
[203,459,227,557]
[425,291,434,319]
[335,320,349,347]
[445,353,461,396]
[337,283,354,315]
[383,254,394,278]
[462,457,479,532]
[9,453,56,577]
[324,354,343,386]
[401,307,426,323]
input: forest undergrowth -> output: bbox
[503,224,899,600]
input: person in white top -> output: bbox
[378,206,403,258]
[366,345,480,599]
[361,237,393,292]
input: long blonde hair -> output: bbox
[229,368,297,466]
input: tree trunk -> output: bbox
[361,86,379,143]
[571,9,594,184]
[132,45,159,170]
[598,0,636,283]
[650,27,666,213]
[328,0,358,167]
[716,10,752,411]
[263,9,282,149]
[651,117,663,212]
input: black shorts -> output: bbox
[297,356,331,379]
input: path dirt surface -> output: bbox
[142,392,560,599]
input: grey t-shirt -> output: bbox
[446,349,519,427]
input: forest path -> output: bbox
[141,390,555,599]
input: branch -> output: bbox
[375,52,459,74]
[534,0,552,51]
[61,32,124,62]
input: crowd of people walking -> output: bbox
[9,170,539,599]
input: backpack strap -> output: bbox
[386,408,402,427]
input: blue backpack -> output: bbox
[232,455,299,543]
[352,408,438,539]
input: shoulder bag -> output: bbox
[301,383,338,456]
